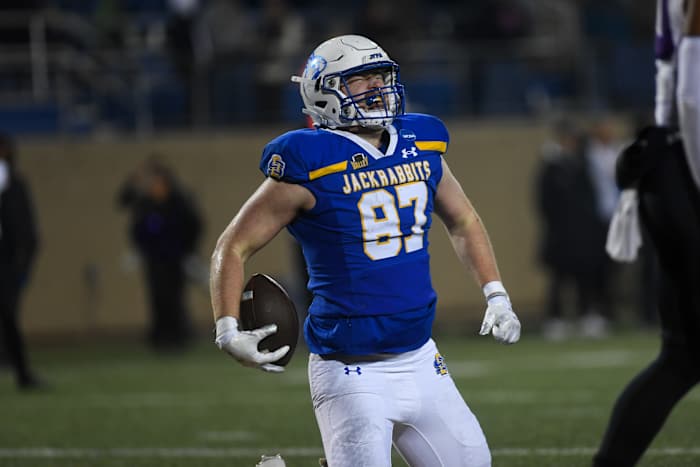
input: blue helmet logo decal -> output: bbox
[305,54,327,80]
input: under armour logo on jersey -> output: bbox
[401,147,418,158]
[344,366,362,375]
[267,154,286,179]
[433,353,448,376]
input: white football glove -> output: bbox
[479,282,521,344]
[215,316,290,373]
[256,454,286,467]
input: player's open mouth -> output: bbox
[364,94,384,110]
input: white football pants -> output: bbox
[308,338,491,467]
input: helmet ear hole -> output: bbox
[314,79,321,91]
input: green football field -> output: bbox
[1,331,698,467]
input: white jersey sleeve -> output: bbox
[677,37,700,191]
[654,0,686,126]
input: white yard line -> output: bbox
[197,431,258,442]
[447,350,646,374]
[1,446,699,459]
[7,386,695,410]
[492,447,700,456]
[0,447,323,458]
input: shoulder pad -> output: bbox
[260,129,318,183]
[395,113,449,154]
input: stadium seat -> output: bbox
[479,60,531,115]
[0,103,60,134]
[403,77,463,117]
[608,42,655,108]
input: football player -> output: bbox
[211,35,521,467]
[595,1,700,466]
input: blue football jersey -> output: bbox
[260,113,449,355]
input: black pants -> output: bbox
[0,276,33,386]
[545,261,616,320]
[594,143,700,466]
[143,259,191,350]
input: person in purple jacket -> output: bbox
[594,1,700,465]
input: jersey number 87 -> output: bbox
[358,182,428,260]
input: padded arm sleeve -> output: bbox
[655,0,676,125]
[677,37,700,191]
[655,59,676,126]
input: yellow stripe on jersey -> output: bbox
[309,160,349,180]
[416,141,447,153]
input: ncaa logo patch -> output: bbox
[267,154,286,179]
[433,352,448,376]
[399,129,416,141]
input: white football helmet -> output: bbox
[291,35,405,129]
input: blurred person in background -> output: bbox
[118,158,202,351]
[211,34,521,467]
[255,0,305,121]
[0,132,42,390]
[534,117,584,340]
[579,116,623,331]
[93,0,127,48]
[594,0,700,465]
[534,117,614,340]
[165,0,202,124]
[453,0,534,41]
[353,0,422,66]
[193,0,258,123]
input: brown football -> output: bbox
[239,273,299,366]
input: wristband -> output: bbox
[482,280,508,302]
[215,316,239,338]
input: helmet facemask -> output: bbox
[291,35,405,130]
[331,64,404,129]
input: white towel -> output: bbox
[605,188,642,262]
